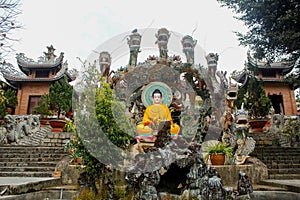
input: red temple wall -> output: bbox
[15,82,52,115]
[263,82,297,115]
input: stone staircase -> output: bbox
[251,146,300,179]
[0,145,67,177]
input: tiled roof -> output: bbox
[247,53,294,75]
[16,52,64,69]
[0,62,69,82]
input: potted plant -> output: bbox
[235,74,272,132]
[204,141,234,165]
[33,94,52,117]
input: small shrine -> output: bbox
[0,45,75,114]
[232,53,297,115]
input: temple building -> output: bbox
[0,45,75,115]
[233,53,297,115]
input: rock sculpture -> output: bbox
[2,114,41,144]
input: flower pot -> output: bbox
[249,119,268,133]
[210,153,225,165]
[6,107,13,114]
[66,111,73,119]
[49,120,66,128]
[53,171,61,178]
[49,120,66,132]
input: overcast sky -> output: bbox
[9,0,248,74]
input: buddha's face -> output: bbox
[153,93,162,104]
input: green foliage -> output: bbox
[204,141,234,162]
[49,76,73,118]
[0,103,6,118]
[63,120,75,132]
[280,117,300,141]
[4,88,18,108]
[33,76,73,118]
[0,87,18,117]
[217,0,300,60]
[235,74,272,119]
[33,94,52,116]
[71,63,135,184]
[218,0,300,90]
[95,81,135,149]
[73,187,102,200]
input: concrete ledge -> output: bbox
[213,164,268,186]
[0,177,61,195]
[245,191,300,200]
[0,190,76,200]
[260,179,300,193]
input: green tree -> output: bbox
[49,76,73,118]
[33,94,52,116]
[218,0,300,90]
[71,63,135,194]
[0,86,17,116]
[217,0,300,60]
[234,73,272,119]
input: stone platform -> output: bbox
[213,163,268,186]
[0,177,61,196]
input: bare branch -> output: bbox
[0,0,22,63]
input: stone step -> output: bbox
[268,168,300,174]
[0,150,66,155]
[0,172,54,177]
[268,174,300,180]
[253,153,300,157]
[262,162,300,167]
[260,179,300,193]
[0,162,57,167]
[0,153,66,158]
[0,146,65,150]
[253,149,300,154]
[0,166,55,173]
[260,158,300,162]
[255,153,300,157]
[276,164,300,169]
[0,157,63,162]
[262,160,300,165]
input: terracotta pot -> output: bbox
[210,153,225,165]
[6,107,13,114]
[49,120,66,128]
[53,171,61,178]
[249,119,268,133]
[66,111,73,119]
[40,120,49,126]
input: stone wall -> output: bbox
[43,132,73,147]
[248,132,273,147]
[214,161,268,186]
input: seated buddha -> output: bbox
[136,89,180,141]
